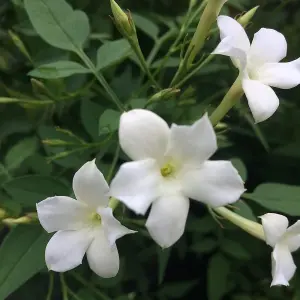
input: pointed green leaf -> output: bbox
[96,39,132,71]
[3,175,70,207]
[24,0,90,52]
[29,61,91,78]
[5,137,39,171]
[0,226,48,299]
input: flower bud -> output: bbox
[148,88,180,103]
[2,213,38,226]
[237,6,259,27]
[110,0,135,37]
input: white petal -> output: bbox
[217,15,250,52]
[165,113,217,165]
[109,159,162,215]
[181,161,244,207]
[286,220,300,252]
[271,244,296,286]
[249,28,287,65]
[257,59,300,89]
[73,160,109,208]
[212,36,247,70]
[37,196,90,233]
[145,194,189,248]
[243,79,279,123]
[87,229,120,278]
[260,213,288,247]
[98,207,136,246]
[119,109,170,163]
[45,229,93,272]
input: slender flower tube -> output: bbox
[109,109,245,248]
[261,213,300,286]
[36,160,135,278]
[213,16,300,123]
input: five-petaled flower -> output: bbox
[213,16,300,123]
[261,213,300,286]
[36,160,135,278]
[109,109,245,248]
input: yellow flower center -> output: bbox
[90,212,101,224]
[160,162,175,177]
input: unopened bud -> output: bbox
[148,88,180,103]
[8,30,33,64]
[110,0,135,37]
[2,213,38,226]
[237,6,259,27]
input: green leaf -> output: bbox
[0,226,48,299]
[233,200,257,221]
[159,280,198,299]
[221,239,251,260]
[24,0,90,52]
[132,13,159,40]
[96,39,132,71]
[5,137,39,171]
[29,61,90,79]
[3,175,70,207]
[98,109,121,135]
[207,254,230,300]
[230,157,247,181]
[190,238,218,254]
[244,183,300,216]
[81,99,104,140]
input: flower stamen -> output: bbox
[160,163,175,177]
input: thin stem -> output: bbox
[71,272,111,300]
[66,288,82,300]
[60,274,69,300]
[129,37,161,90]
[173,54,214,88]
[107,144,120,183]
[77,51,125,112]
[213,206,265,241]
[46,272,54,300]
[209,76,244,126]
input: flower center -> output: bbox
[90,212,101,224]
[160,162,175,177]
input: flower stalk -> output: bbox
[209,77,244,126]
[214,206,265,241]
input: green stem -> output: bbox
[77,51,125,112]
[173,54,214,88]
[107,144,120,183]
[213,206,265,241]
[129,37,161,90]
[59,274,69,300]
[71,272,111,300]
[46,272,54,300]
[209,77,244,126]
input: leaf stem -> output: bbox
[77,51,125,112]
[46,272,54,300]
[59,274,69,300]
[209,76,244,126]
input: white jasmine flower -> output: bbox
[261,213,300,286]
[213,16,300,123]
[36,160,135,278]
[109,109,244,248]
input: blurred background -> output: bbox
[1,0,300,299]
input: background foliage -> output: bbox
[0,0,300,299]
